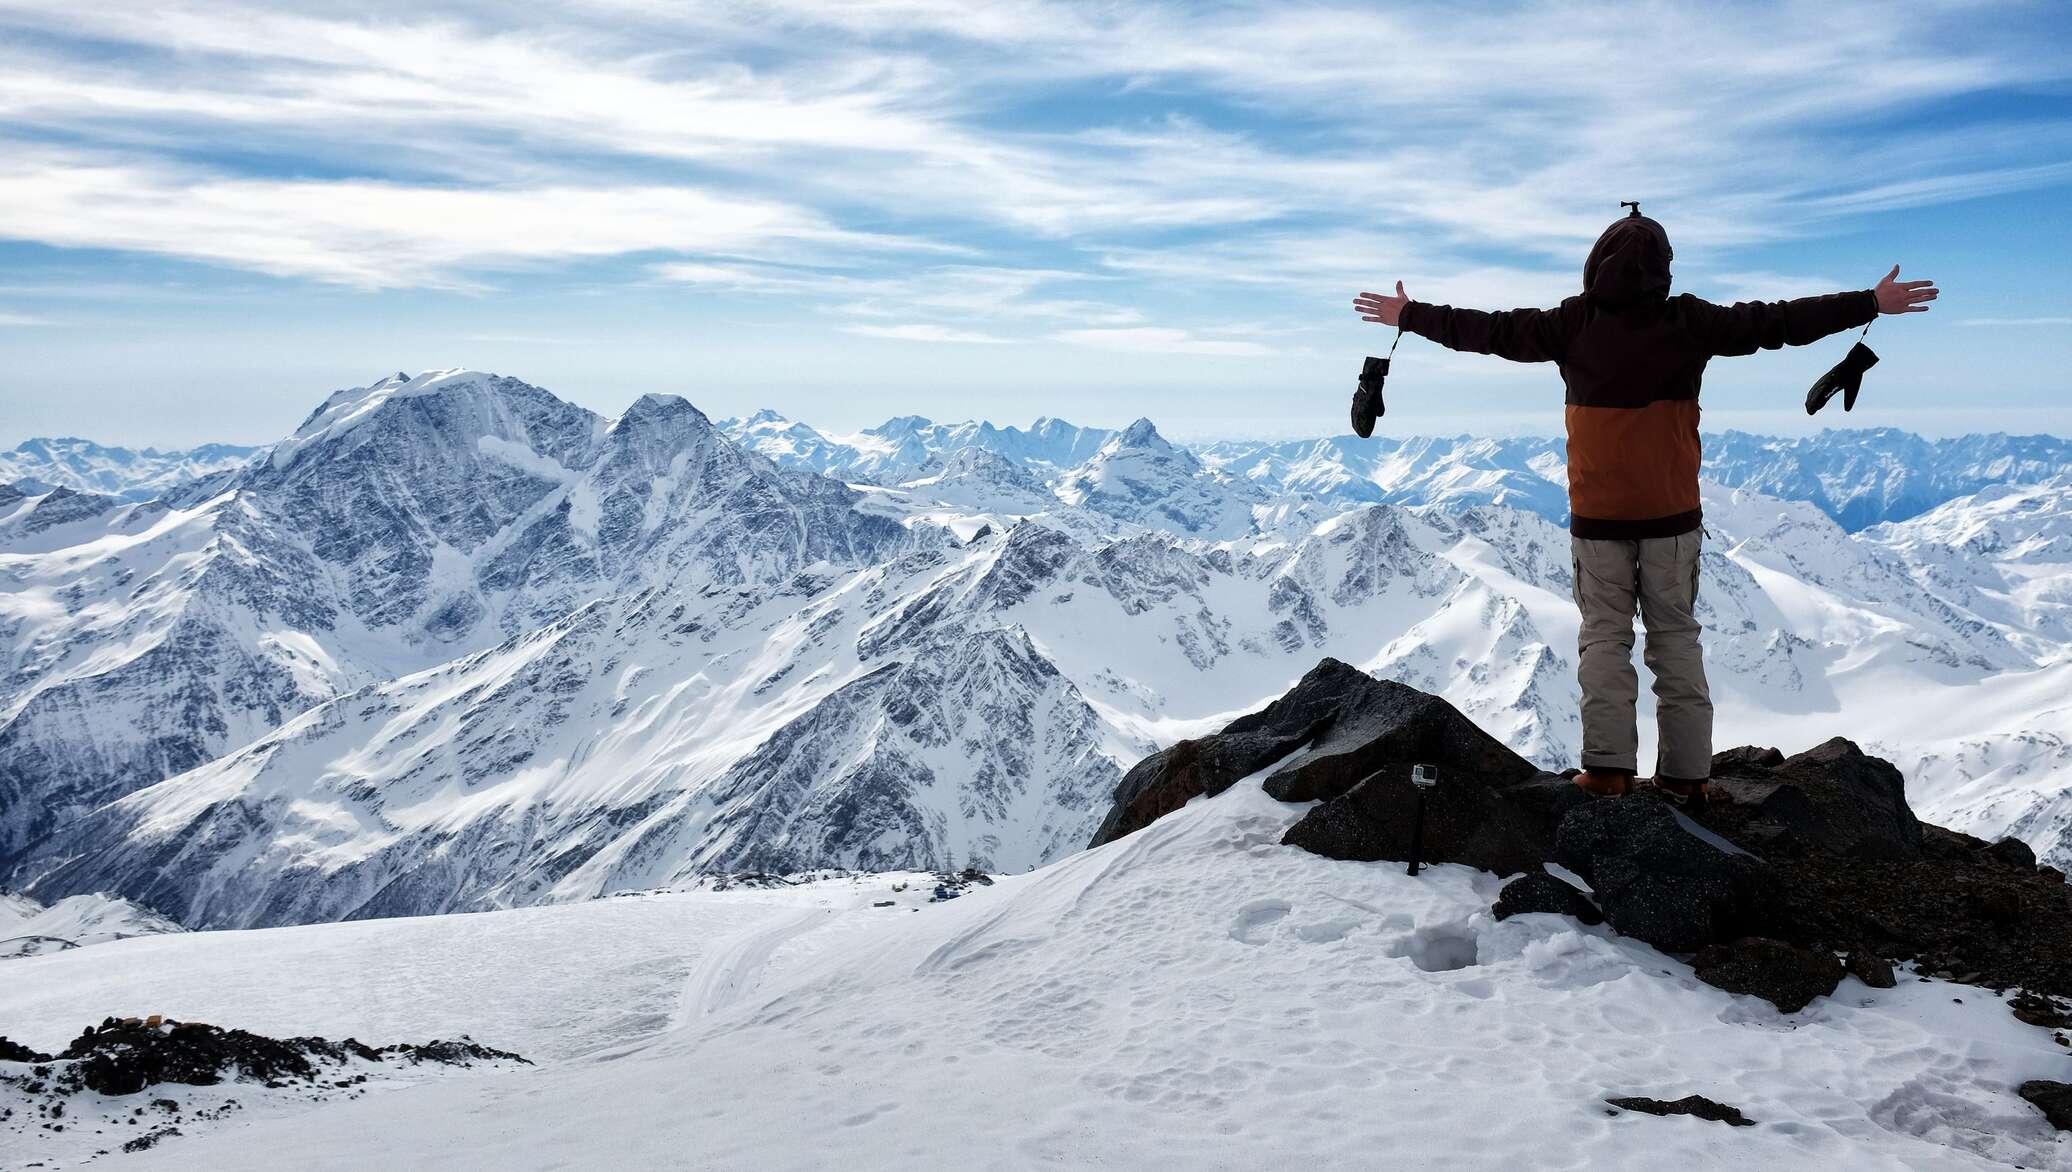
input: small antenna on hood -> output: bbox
[1620,200,1641,218]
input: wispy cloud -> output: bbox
[841,323,1015,344]
[1956,316,2072,327]
[1053,327,1274,358]
[0,0,2067,337]
[0,311,53,327]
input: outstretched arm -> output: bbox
[1688,266,1937,357]
[1353,282,1567,364]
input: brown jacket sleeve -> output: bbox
[1682,290,1877,357]
[1399,301,1570,364]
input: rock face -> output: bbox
[1554,799,1776,953]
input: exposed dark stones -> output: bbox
[1692,938,1845,1013]
[1605,1094,1755,1126]
[2011,990,2072,1029]
[1492,872,1603,925]
[3,1017,528,1099]
[1553,798,1775,953]
[2018,1081,2072,1132]
[1844,951,1897,989]
[0,1038,48,1064]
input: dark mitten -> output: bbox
[1351,355,1389,438]
[1805,341,1878,415]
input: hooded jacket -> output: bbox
[1397,212,1877,539]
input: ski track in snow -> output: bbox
[28,780,2065,1172]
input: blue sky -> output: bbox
[1,0,2069,447]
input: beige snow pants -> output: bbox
[1571,529,1713,781]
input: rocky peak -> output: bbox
[1092,658,2072,1014]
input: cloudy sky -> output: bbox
[2,0,2069,446]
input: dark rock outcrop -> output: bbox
[1691,938,1845,1013]
[1986,837,2039,871]
[1282,765,1567,876]
[1553,798,1775,953]
[2018,1081,2072,1132]
[1707,738,1921,859]
[1092,659,1553,869]
[1090,724,1320,847]
[1246,660,1539,803]
[1605,1094,1755,1126]
[1493,872,1603,925]
[1090,658,2072,1015]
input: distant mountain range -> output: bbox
[0,437,260,502]
[13,418,2072,535]
[3,372,2069,932]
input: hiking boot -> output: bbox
[1572,768,1634,797]
[1641,776,1711,815]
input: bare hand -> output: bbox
[1353,282,1411,327]
[1874,265,1937,314]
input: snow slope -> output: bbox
[43,777,2071,1172]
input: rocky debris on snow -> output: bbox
[2011,990,2072,1029]
[1094,659,2072,1018]
[1604,1093,1756,1126]
[1491,872,1602,926]
[2020,1081,2072,1132]
[930,867,994,902]
[1553,798,1776,954]
[2,1016,529,1162]
[1690,938,1846,1014]
[1,1016,528,1097]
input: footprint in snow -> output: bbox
[1230,899,1292,944]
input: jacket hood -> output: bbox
[1583,212,1673,307]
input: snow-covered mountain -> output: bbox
[5,371,2071,933]
[1054,418,1266,539]
[0,437,261,502]
[0,369,914,873]
[0,888,183,958]
[717,409,1115,485]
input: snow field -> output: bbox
[66,778,2072,1171]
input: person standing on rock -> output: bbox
[1351,204,1937,809]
